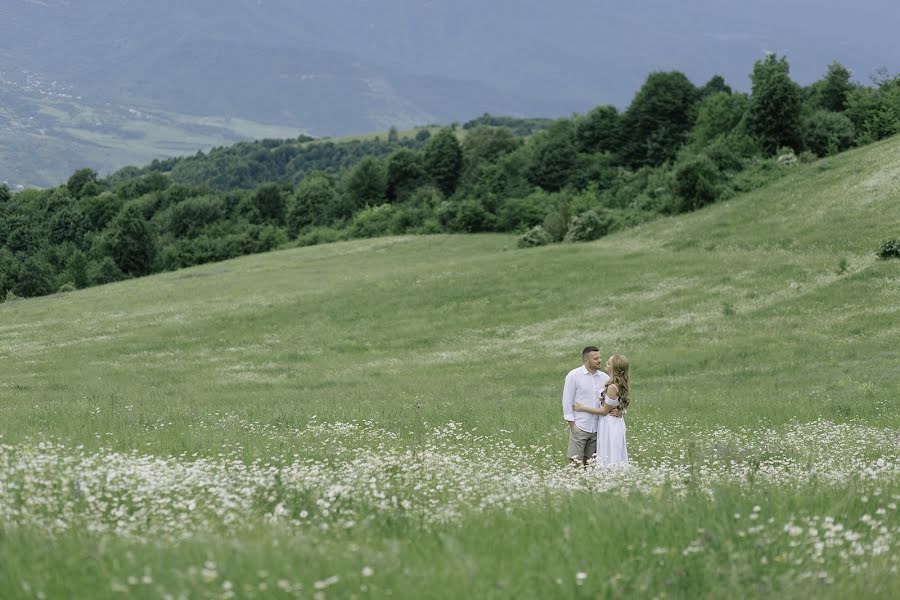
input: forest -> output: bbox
[2,55,899,300]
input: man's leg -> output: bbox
[582,431,597,467]
[567,426,589,466]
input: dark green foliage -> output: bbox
[461,126,519,167]
[877,238,900,259]
[385,149,428,202]
[620,71,699,168]
[103,203,156,276]
[747,55,803,154]
[0,184,10,203]
[845,76,900,143]
[692,92,749,148]
[48,206,89,246]
[700,75,733,98]
[497,191,555,231]
[87,256,125,285]
[462,113,553,136]
[517,225,553,248]
[167,196,225,238]
[287,171,338,236]
[563,209,613,243]
[817,62,854,113]
[527,120,578,192]
[80,193,124,231]
[251,184,289,225]
[13,255,55,297]
[704,134,759,173]
[438,198,494,233]
[423,129,463,197]
[575,105,622,154]
[674,154,721,211]
[802,111,855,156]
[340,157,387,215]
[349,205,397,238]
[66,168,100,199]
[63,249,90,289]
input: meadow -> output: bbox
[1,136,899,598]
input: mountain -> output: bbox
[2,0,899,188]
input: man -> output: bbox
[562,346,611,466]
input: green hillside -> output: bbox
[1,137,898,597]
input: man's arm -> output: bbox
[561,371,576,427]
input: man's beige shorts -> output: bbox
[567,426,597,463]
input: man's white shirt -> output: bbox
[562,366,609,433]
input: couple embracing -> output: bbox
[562,346,630,467]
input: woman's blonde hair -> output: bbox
[605,354,630,410]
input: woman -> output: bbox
[573,354,629,466]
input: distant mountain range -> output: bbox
[2,0,898,188]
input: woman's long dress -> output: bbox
[596,395,628,466]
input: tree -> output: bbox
[692,92,749,147]
[461,126,519,165]
[287,171,337,235]
[422,128,463,197]
[527,120,578,192]
[385,149,427,202]
[251,184,288,225]
[820,61,854,112]
[574,105,622,154]
[66,168,99,199]
[700,75,733,98]
[746,54,803,154]
[48,206,88,246]
[802,110,855,156]
[674,154,721,211]
[339,157,387,218]
[620,71,699,168]
[168,195,224,238]
[103,203,156,276]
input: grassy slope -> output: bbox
[0,136,899,598]
[2,137,898,451]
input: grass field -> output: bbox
[1,137,899,598]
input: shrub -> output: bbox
[167,195,224,238]
[802,110,855,157]
[497,191,555,231]
[57,282,77,293]
[877,238,900,259]
[350,204,396,238]
[295,226,346,248]
[517,225,553,248]
[563,209,613,243]
[674,154,721,212]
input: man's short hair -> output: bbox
[582,346,599,360]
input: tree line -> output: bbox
[2,55,899,300]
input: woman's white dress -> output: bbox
[596,395,628,466]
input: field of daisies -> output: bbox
[2,137,899,598]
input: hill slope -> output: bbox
[2,135,898,442]
[0,135,898,598]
